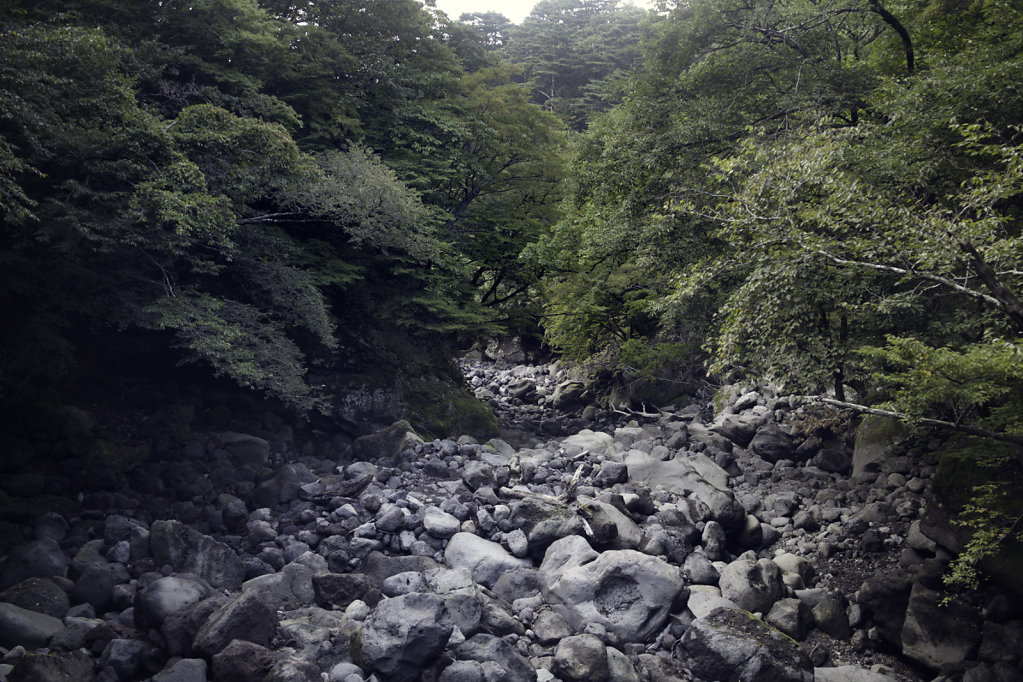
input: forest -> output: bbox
[1,0,1022,587]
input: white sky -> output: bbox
[431,0,657,25]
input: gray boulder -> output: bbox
[0,538,68,590]
[424,507,462,539]
[674,607,814,682]
[69,544,129,612]
[312,572,373,610]
[150,519,245,591]
[162,595,227,657]
[242,551,327,611]
[813,666,898,682]
[193,591,277,657]
[719,554,784,614]
[684,550,720,585]
[851,416,908,477]
[750,422,794,463]
[444,532,531,588]
[552,381,586,409]
[532,609,573,644]
[0,577,70,618]
[440,660,486,682]
[351,420,420,460]
[211,639,275,682]
[135,575,213,629]
[253,462,318,507]
[554,634,609,682]
[561,430,615,457]
[6,649,95,682]
[766,598,812,640]
[217,431,271,465]
[539,535,687,642]
[452,633,537,682]
[900,583,981,670]
[152,658,209,682]
[99,637,151,681]
[855,576,911,647]
[710,415,759,448]
[0,602,66,648]
[509,497,586,559]
[354,592,453,682]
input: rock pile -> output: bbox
[0,365,1020,682]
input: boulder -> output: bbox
[452,633,537,682]
[766,598,812,640]
[750,422,794,463]
[7,649,96,682]
[193,591,277,657]
[439,660,486,682]
[351,420,421,460]
[553,634,609,682]
[277,606,344,650]
[855,576,911,647]
[217,431,271,466]
[313,573,373,610]
[211,639,275,682]
[0,602,66,648]
[353,592,453,682]
[152,658,209,682]
[813,666,898,682]
[242,551,327,611]
[624,450,744,530]
[552,381,586,410]
[688,585,739,619]
[852,416,908,477]
[606,646,641,682]
[99,637,151,681]
[583,499,643,550]
[684,550,719,585]
[508,498,587,559]
[253,463,318,507]
[561,430,615,457]
[150,520,245,591]
[69,555,130,613]
[0,538,68,590]
[0,577,70,618]
[674,607,814,682]
[135,575,214,630]
[162,595,227,658]
[718,554,784,614]
[424,507,462,539]
[900,583,981,670]
[444,532,531,588]
[539,535,687,642]
[710,415,759,448]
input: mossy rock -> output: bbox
[83,439,150,484]
[403,377,498,441]
[851,415,910,477]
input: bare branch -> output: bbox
[801,396,1023,448]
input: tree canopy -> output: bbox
[0,0,567,412]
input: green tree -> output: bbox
[504,0,647,129]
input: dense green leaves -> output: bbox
[0,2,569,411]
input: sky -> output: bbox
[431,0,657,24]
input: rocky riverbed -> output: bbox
[0,357,1020,682]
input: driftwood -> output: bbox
[499,460,588,504]
[610,404,663,420]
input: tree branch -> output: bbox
[868,0,914,73]
[802,396,1023,447]
[814,249,1012,314]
